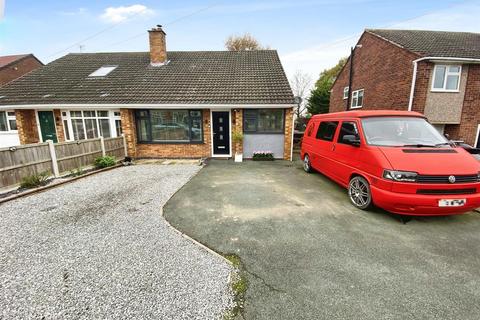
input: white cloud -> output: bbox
[389,2,480,33]
[281,35,358,93]
[100,4,154,23]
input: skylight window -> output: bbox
[88,65,118,77]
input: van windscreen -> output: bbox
[361,117,449,147]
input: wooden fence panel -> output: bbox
[55,139,102,173]
[0,143,52,188]
[0,136,125,189]
[104,137,125,159]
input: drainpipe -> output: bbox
[407,60,418,111]
[346,47,354,111]
[346,44,362,111]
[408,56,480,112]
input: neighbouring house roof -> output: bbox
[366,29,480,60]
[0,50,295,106]
[0,54,43,70]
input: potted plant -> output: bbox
[232,130,244,162]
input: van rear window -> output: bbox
[316,121,339,141]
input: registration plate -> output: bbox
[438,199,466,207]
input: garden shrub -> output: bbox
[20,171,50,189]
[252,151,274,161]
[94,155,116,168]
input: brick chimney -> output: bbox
[148,25,167,66]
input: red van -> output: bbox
[301,110,480,216]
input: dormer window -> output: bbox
[88,65,117,77]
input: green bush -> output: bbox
[20,171,50,189]
[94,155,116,168]
[252,151,274,161]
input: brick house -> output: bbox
[0,54,43,147]
[0,26,295,159]
[330,29,480,147]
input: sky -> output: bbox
[1,0,480,90]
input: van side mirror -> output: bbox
[342,135,361,147]
[444,133,450,140]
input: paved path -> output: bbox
[164,160,480,320]
[0,164,233,319]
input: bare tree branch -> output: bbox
[289,70,312,118]
[225,33,264,51]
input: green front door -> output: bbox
[38,111,58,143]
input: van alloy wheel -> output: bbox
[303,155,312,173]
[348,176,372,210]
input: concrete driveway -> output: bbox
[164,159,480,320]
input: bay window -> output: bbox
[243,109,284,133]
[135,109,203,143]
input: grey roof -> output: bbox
[0,50,294,106]
[367,29,480,59]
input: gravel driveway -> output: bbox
[0,164,233,319]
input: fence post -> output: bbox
[122,134,128,157]
[100,136,106,157]
[47,140,60,178]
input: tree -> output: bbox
[225,33,264,51]
[307,57,348,115]
[289,70,312,119]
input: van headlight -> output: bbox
[383,170,418,182]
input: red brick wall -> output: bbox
[232,109,243,155]
[15,109,39,144]
[410,61,433,114]
[0,56,42,87]
[283,108,294,160]
[330,32,419,112]
[53,109,66,142]
[444,65,480,146]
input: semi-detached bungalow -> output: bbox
[0,26,295,160]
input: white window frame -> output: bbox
[0,110,18,132]
[431,64,461,92]
[351,89,364,109]
[61,110,121,141]
[343,87,349,100]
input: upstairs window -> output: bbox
[351,89,364,109]
[343,87,349,100]
[432,65,461,91]
[88,65,118,77]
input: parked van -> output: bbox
[301,110,480,215]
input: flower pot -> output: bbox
[234,153,243,162]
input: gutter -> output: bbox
[0,103,297,110]
[408,56,480,111]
